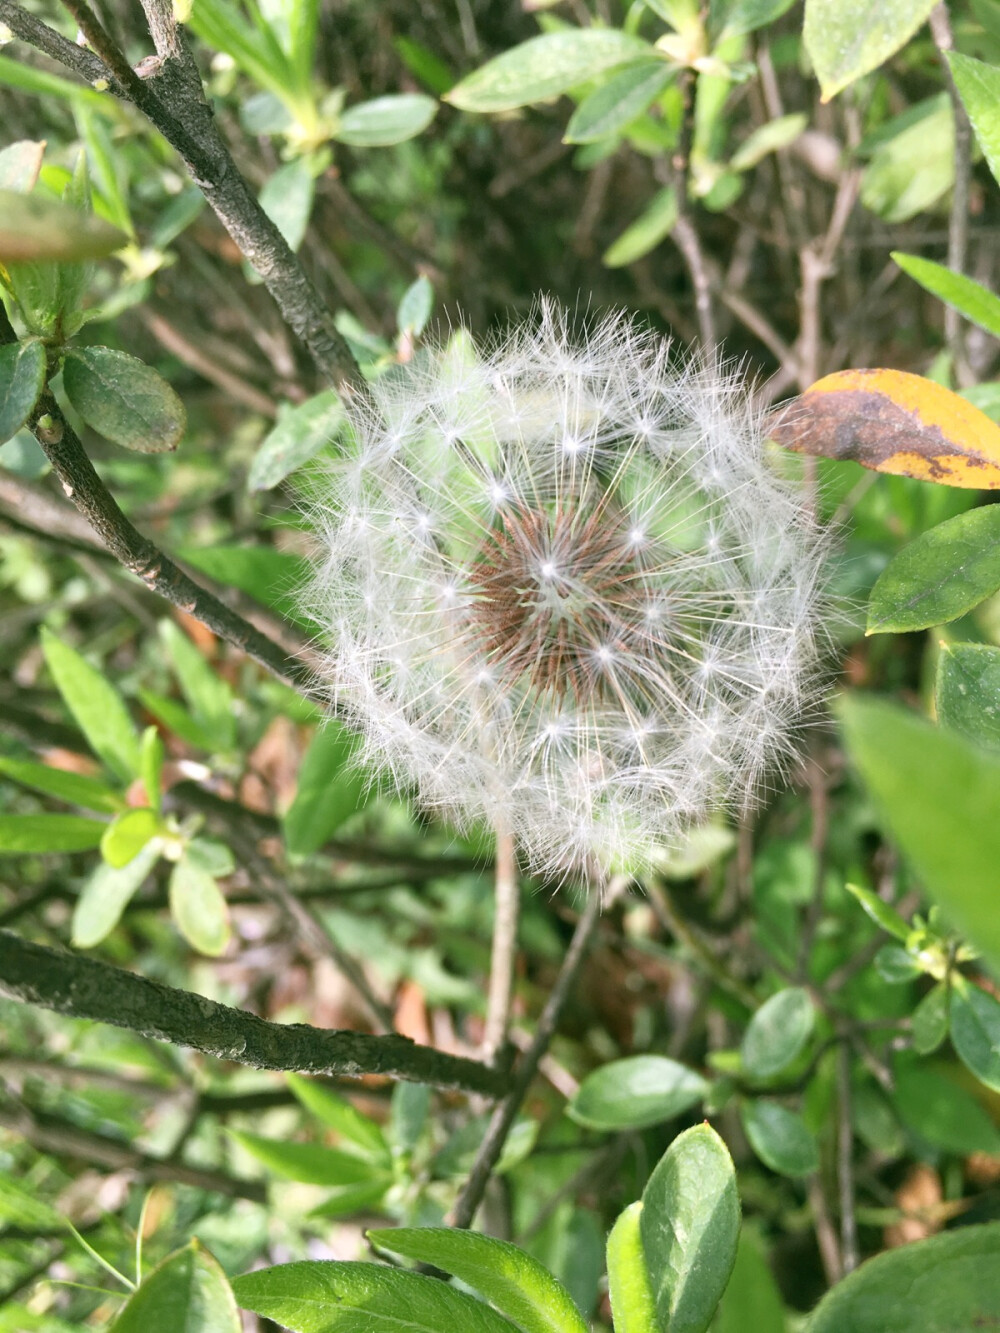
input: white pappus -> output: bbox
[302,304,831,880]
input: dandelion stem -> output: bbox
[482,824,520,1065]
[449,873,630,1229]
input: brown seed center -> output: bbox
[465,504,646,702]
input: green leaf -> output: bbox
[947,52,1000,188]
[283,722,367,857]
[0,53,110,109]
[740,987,815,1082]
[951,979,1000,1094]
[892,253,1000,340]
[602,186,678,267]
[564,61,675,144]
[892,1062,1000,1155]
[446,30,656,114]
[808,1222,1000,1331]
[911,983,949,1056]
[713,1229,786,1333]
[0,340,45,445]
[111,1240,240,1333]
[711,0,798,40]
[258,158,315,253]
[0,188,125,261]
[845,882,910,941]
[606,1202,656,1333]
[936,643,1000,753]
[568,1055,708,1131]
[803,0,939,101]
[137,688,217,752]
[0,140,45,193]
[839,696,1000,969]
[368,1228,589,1333]
[874,944,923,985]
[179,545,309,624]
[185,836,235,877]
[230,1131,384,1186]
[336,94,438,146]
[0,756,122,813]
[867,506,1000,635]
[640,1123,740,1333]
[741,1099,819,1177]
[232,1261,524,1332]
[730,112,807,171]
[72,841,161,948]
[101,808,162,869]
[287,1075,389,1161]
[397,276,434,338]
[0,1175,63,1230]
[859,95,953,224]
[308,1179,393,1219]
[63,347,186,453]
[169,855,230,956]
[248,388,344,491]
[41,628,141,782]
[159,619,235,752]
[0,813,106,854]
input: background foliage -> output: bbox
[2,0,1000,1329]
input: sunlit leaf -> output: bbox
[101,808,162,869]
[606,1203,656,1333]
[0,755,122,814]
[867,506,1000,634]
[740,987,815,1082]
[111,1240,240,1333]
[808,1223,1000,1331]
[232,1261,523,1331]
[892,253,1000,340]
[446,30,655,114]
[169,854,230,956]
[741,1099,819,1176]
[603,186,678,267]
[368,1228,589,1333]
[336,94,438,147]
[839,696,1000,969]
[248,388,344,491]
[564,61,675,144]
[947,52,1000,187]
[73,841,161,947]
[640,1123,739,1333]
[0,814,106,854]
[283,722,367,857]
[568,1055,708,1131]
[770,368,1000,489]
[230,1131,384,1185]
[803,0,939,101]
[936,642,1000,751]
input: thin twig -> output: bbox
[482,823,520,1065]
[836,1041,859,1273]
[0,1097,266,1201]
[447,875,630,1229]
[930,2,973,381]
[0,931,506,1097]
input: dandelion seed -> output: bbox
[303,303,831,879]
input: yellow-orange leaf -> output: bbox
[769,368,1000,489]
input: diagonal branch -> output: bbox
[23,384,321,701]
[0,931,507,1097]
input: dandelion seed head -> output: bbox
[303,303,831,878]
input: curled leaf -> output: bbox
[769,368,1000,488]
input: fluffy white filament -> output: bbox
[303,305,829,878]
